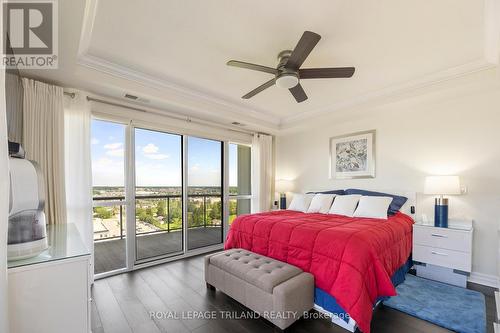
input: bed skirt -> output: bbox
[313,257,413,327]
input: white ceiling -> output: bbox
[21,0,499,132]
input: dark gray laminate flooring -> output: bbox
[91,253,497,333]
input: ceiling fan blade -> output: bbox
[242,78,276,99]
[299,67,355,79]
[289,84,308,103]
[285,31,321,70]
[227,60,278,75]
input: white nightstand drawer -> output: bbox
[413,244,471,272]
[413,226,472,253]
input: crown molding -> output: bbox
[78,0,98,57]
[77,0,500,133]
[77,0,280,129]
[77,53,280,127]
[484,0,500,64]
[279,59,496,129]
[281,0,500,129]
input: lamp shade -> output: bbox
[424,176,461,195]
[275,179,294,193]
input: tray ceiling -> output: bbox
[21,0,497,131]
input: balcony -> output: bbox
[93,194,223,274]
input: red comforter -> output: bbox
[224,210,414,333]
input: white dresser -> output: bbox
[413,220,473,287]
[8,223,91,333]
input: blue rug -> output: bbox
[383,274,486,333]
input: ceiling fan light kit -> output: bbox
[227,31,355,103]
[276,73,299,89]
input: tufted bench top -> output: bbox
[208,248,303,293]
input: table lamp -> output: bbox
[275,179,293,209]
[424,175,461,228]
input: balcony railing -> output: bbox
[93,194,222,242]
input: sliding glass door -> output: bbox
[134,128,183,261]
[91,117,247,276]
[91,119,127,275]
[187,137,223,250]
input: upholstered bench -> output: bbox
[204,248,314,330]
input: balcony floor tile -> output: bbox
[94,227,222,274]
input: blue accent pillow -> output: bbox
[344,189,407,215]
[306,189,346,195]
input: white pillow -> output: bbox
[288,194,314,212]
[353,196,393,220]
[328,194,362,217]
[307,194,336,214]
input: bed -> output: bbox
[224,194,415,333]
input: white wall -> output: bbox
[276,71,500,284]
[0,50,9,332]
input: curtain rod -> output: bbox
[64,91,75,98]
[85,96,271,137]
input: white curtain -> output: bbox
[22,78,66,224]
[64,91,93,263]
[5,72,23,143]
[251,133,273,213]
[0,57,9,333]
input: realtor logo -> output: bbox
[2,0,58,68]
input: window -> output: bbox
[229,143,251,224]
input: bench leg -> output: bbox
[206,282,216,291]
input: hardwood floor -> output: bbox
[91,253,497,333]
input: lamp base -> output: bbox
[279,194,287,210]
[434,198,448,228]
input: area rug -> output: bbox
[383,274,486,333]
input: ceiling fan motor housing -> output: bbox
[277,50,293,66]
[276,50,299,89]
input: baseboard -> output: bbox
[468,272,499,288]
[495,291,500,321]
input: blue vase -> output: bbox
[434,198,448,228]
[280,196,287,210]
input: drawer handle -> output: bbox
[431,251,448,256]
[431,233,448,238]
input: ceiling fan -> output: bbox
[227,31,355,103]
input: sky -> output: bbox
[91,119,238,187]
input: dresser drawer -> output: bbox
[413,244,471,272]
[413,226,472,252]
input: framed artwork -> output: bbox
[329,130,376,179]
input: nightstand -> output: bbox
[413,219,473,287]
